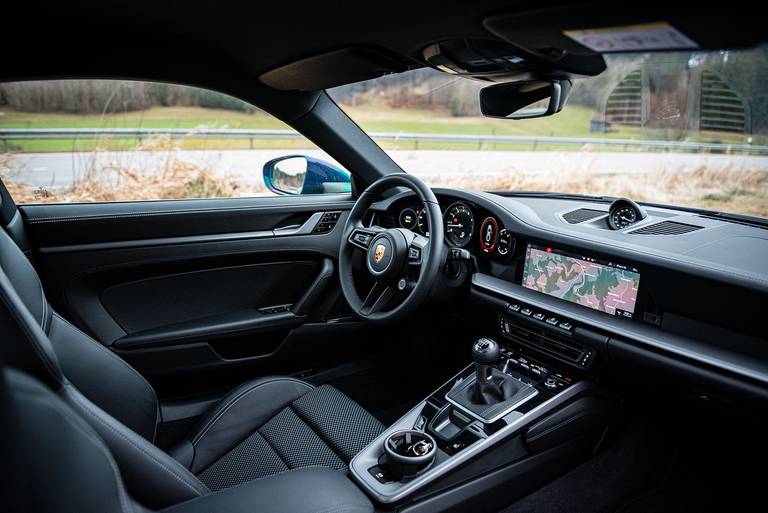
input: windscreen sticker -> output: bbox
[563,22,698,53]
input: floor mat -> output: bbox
[501,405,768,513]
[500,417,677,513]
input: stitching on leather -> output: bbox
[52,313,161,442]
[38,280,48,332]
[18,388,134,513]
[68,389,208,497]
[191,377,313,446]
[0,279,63,384]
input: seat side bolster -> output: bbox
[182,377,314,474]
[49,313,160,442]
[62,384,209,510]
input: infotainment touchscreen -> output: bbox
[521,244,641,318]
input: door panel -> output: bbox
[18,195,386,399]
[101,260,318,333]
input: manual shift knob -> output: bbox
[472,338,500,383]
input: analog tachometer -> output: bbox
[444,202,475,247]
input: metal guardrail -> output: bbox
[1,128,767,154]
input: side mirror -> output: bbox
[480,79,572,119]
[263,155,351,195]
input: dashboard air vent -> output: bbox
[562,208,606,224]
[629,221,704,235]
[376,213,397,228]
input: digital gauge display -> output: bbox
[479,217,498,253]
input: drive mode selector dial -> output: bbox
[479,217,498,253]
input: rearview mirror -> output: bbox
[480,79,572,119]
[263,155,351,195]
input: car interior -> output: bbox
[1,1,767,512]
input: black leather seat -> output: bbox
[0,186,383,508]
[1,365,374,513]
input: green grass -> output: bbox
[342,104,600,137]
[0,106,290,130]
[1,104,761,153]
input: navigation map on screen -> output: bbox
[521,244,641,318]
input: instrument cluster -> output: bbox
[395,201,514,261]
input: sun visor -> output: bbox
[260,47,409,91]
[484,4,766,64]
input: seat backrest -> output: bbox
[0,217,159,440]
[0,225,209,508]
[1,367,138,513]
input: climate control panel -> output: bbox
[498,300,607,371]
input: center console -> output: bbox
[350,320,616,507]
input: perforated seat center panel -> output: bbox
[197,385,385,491]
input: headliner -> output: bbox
[2,1,765,117]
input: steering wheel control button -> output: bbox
[351,231,373,249]
[408,246,422,263]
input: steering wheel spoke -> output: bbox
[361,281,396,315]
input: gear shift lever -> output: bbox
[472,338,500,383]
[472,338,509,405]
[446,338,536,421]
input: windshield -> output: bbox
[329,47,768,219]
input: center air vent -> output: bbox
[629,221,704,235]
[562,208,606,224]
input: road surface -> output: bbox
[4,149,767,191]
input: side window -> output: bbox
[0,80,350,203]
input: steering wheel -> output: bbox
[339,173,444,324]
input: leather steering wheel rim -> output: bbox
[338,173,444,324]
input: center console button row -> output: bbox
[504,302,574,334]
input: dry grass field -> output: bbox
[3,146,765,217]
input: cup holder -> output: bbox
[383,430,436,481]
